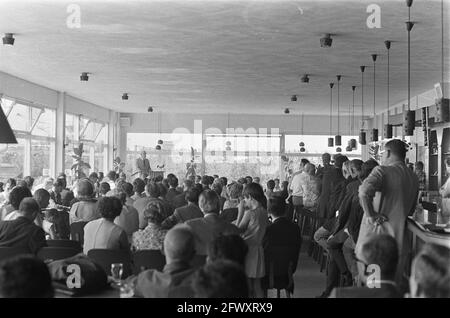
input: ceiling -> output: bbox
[0,0,448,115]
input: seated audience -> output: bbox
[0,255,54,298]
[0,178,16,207]
[43,208,70,240]
[134,182,163,229]
[329,234,401,298]
[132,200,168,251]
[157,182,174,218]
[114,192,139,241]
[0,198,46,254]
[131,178,146,201]
[23,176,35,192]
[131,225,196,298]
[49,178,64,206]
[32,188,51,227]
[172,179,193,209]
[99,182,111,197]
[2,186,33,220]
[409,243,450,298]
[192,260,249,298]
[166,175,181,203]
[83,196,129,254]
[69,179,99,224]
[185,190,239,256]
[161,188,203,230]
[212,182,226,212]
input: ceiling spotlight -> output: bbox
[2,33,15,45]
[155,145,161,151]
[301,74,310,83]
[122,93,129,100]
[147,107,153,112]
[284,108,290,114]
[320,34,332,48]
[80,72,89,81]
[291,95,297,102]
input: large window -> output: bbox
[1,96,55,183]
[126,133,202,180]
[204,134,280,185]
[64,114,108,181]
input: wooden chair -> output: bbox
[132,249,166,274]
[70,221,88,245]
[87,249,133,279]
[46,239,82,252]
[0,247,32,262]
[262,245,301,298]
[37,247,81,262]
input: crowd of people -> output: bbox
[0,138,449,298]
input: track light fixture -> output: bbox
[284,108,290,114]
[122,93,129,100]
[2,33,15,45]
[147,107,154,112]
[291,95,297,102]
[301,74,310,83]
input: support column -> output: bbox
[55,92,66,177]
[108,111,117,172]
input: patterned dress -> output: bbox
[132,223,167,251]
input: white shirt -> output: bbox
[289,172,308,197]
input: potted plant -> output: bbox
[71,143,90,179]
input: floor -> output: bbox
[267,240,326,298]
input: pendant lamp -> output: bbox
[371,54,379,142]
[359,66,367,145]
[350,85,357,149]
[335,75,342,146]
[384,41,393,138]
[328,83,335,147]
[403,0,415,136]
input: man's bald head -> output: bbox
[163,225,195,263]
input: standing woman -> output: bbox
[236,183,269,298]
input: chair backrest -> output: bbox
[132,249,166,274]
[0,247,33,262]
[264,245,300,290]
[87,249,133,279]
[70,221,88,245]
[220,208,238,223]
[46,239,82,252]
[190,254,207,268]
[37,247,81,262]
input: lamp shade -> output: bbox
[155,145,161,150]
[328,137,334,147]
[335,135,342,146]
[359,131,366,145]
[346,146,352,152]
[384,124,393,139]
[350,138,357,149]
[300,147,306,153]
[403,110,415,136]
[0,107,17,144]
[370,128,378,142]
[336,147,342,153]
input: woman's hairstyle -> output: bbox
[9,186,32,210]
[145,182,161,198]
[6,178,16,188]
[266,180,275,191]
[97,196,123,220]
[242,183,267,209]
[228,182,243,199]
[121,182,134,197]
[361,159,379,180]
[143,201,166,225]
[99,182,111,195]
[412,243,450,298]
[77,179,94,198]
[157,182,168,198]
[132,178,146,194]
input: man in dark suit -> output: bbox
[131,226,196,298]
[185,190,239,256]
[161,188,203,230]
[329,234,402,298]
[135,151,151,179]
[262,196,302,295]
[0,198,46,254]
